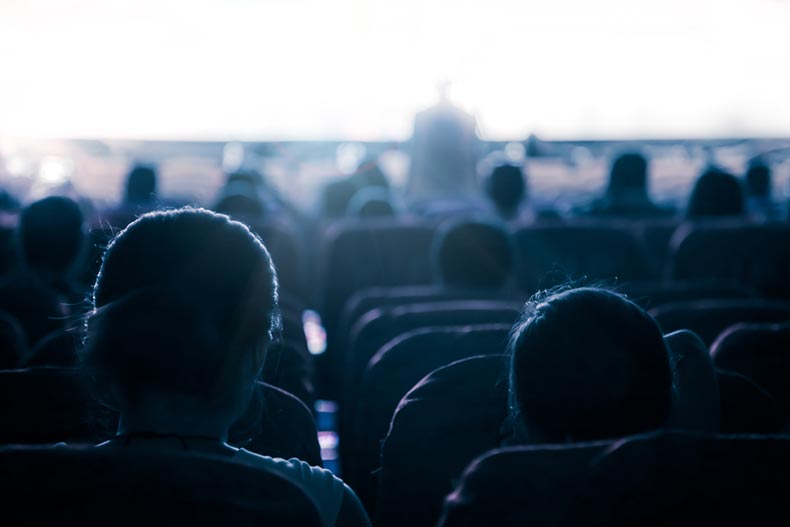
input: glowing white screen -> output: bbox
[1,0,789,140]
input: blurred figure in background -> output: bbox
[0,196,86,347]
[484,163,529,222]
[744,159,780,221]
[585,152,673,218]
[320,160,391,220]
[346,187,396,218]
[687,166,745,219]
[102,164,159,229]
[407,89,481,216]
[432,219,515,292]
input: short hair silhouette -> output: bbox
[433,220,514,289]
[19,196,84,272]
[508,287,672,442]
[745,161,771,199]
[687,167,744,218]
[346,187,396,218]
[485,163,526,218]
[607,152,648,197]
[84,208,279,408]
[124,164,158,205]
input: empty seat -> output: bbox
[512,224,653,292]
[439,432,790,526]
[376,355,509,527]
[0,444,321,526]
[669,222,790,298]
[346,324,512,510]
[618,281,758,310]
[712,323,790,424]
[317,219,438,397]
[0,368,322,466]
[716,368,785,434]
[650,299,790,345]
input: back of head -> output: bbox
[608,153,648,197]
[353,161,389,189]
[433,220,514,290]
[687,167,744,218]
[486,163,526,217]
[509,287,672,442]
[124,164,158,205]
[19,196,85,273]
[745,161,771,199]
[346,187,396,218]
[84,208,279,409]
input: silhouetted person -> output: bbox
[744,160,780,220]
[320,161,390,219]
[346,187,396,218]
[485,163,527,221]
[83,208,369,527]
[124,164,157,206]
[0,196,86,346]
[687,166,745,218]
[586,152,672,218]
[508,287,672,442]
[432,220,515,290]
[408,95,478,197]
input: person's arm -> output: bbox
[334,485,371,527]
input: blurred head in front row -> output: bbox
[485,163,527,220]
[687,166,745,218]
[124,164,158,206]
[83,208,280,440]
[588,152,671,218]
[432,219,515,291]
[19,196,85,277]
[508,287,673,443]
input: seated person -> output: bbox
[432,219,516,292]
[82,208,369,527]
[0,196,86,346]
[508,287,673,443]
[584,152,673,218]
[744,159,781,221]
[686,166,745,219]
[484,163,530,221]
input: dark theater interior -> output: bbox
[2,1,790,525]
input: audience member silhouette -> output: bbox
[508,287,673,442]
[432,220,515,291]
[687,166,745,218]
[82,208,369,527]
[485,163,527,221]
[320,161,390,219]
[124,164,158,206]
[346,187,396,218]
[586,152,672,218]
[744,160,780,220]
[0,196,86,346]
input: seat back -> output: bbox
[712,322,790,424]
[0,445,321,526]
[512,224,653,292]
[650,299,790,345]
[670,222,790,298]
[0,368,322,465]
[376,355,509,527]
[347,324,512,510]
[439,432,790,527]
[344,300,521,410]
[24,329,80,368]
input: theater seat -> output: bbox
[376,355,509,527]
[649,299,790,345]
[438,432,790,526]
[669,222,790,298]
[23,329,80,368]
[0,444,321,526]
[0,368,322,466]
[346,324,512,511]
[712,323,790,425]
